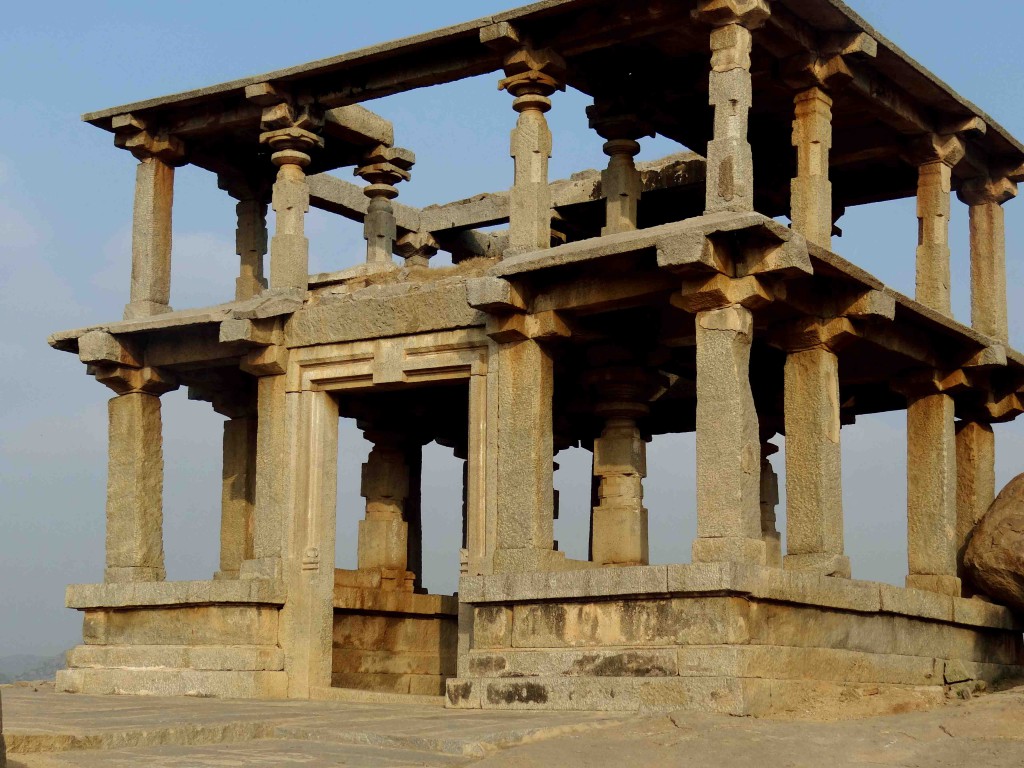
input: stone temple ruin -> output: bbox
[48,0,1024,715]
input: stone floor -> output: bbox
[3,683,1024,766]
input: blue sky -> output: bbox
[2,0,1024,656]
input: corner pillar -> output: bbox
[91,364,178,583]
[790,87,833,248]
[111,117,186,320]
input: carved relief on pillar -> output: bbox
[111,114,187,321]
[355,145,415,269]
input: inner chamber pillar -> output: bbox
[92,364,178,583]
[356,427,419,591]
[356,146,415,268]
[691,304,766,565]
[218,172,271,301]
[587,96,651,235]
[587,367,659,566]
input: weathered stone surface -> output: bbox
[66,644,284,671]
[82,605,280,646]
[964,473,1024,611]
[56,668,288,699]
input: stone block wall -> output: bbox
[332,581,458,696]
[447,563,1024,713]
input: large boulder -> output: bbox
[964,473,1024,612]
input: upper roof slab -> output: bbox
[82,0,1024,207]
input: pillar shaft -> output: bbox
[269,163,310,290]
[126,158,174,320]
[955,420,995,587]
[601,140,642,235]
[242,374,289,579]
[705,24,756,213]
[692,305,766,564]
[592,417,648,566]
[759,454,782,568]
[357,434,413,589]
[105,392,167,582]
[790,87,833,249]
[235,199,268,300]
[216,415,258,579]
[783,346,849,577]
[968,201,1008,340]
[509,95,554,252]
[916,161,954,315]
[493,337,555,571]
[906,392,960,595]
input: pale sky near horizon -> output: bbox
[2,1,1024,657]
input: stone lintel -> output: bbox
[66,579,286,609]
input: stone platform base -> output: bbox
[448,563,1024,713]
[59,580,287,699]
[332,578,458,696]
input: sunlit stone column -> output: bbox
[356,146,415,268]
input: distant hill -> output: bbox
[0,652,67,683]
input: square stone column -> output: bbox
[491,334,557,572]
[958,175,1017,342]
[783,344,850,578]
[955,419,995,589]
[692,305,766,565]
[240,346,291,581]
[281,390,339,698]
[790,87,833,249]
[905,390,960,595]
[694,1,771,214]
[90,365,178,583]
[759,446,782,568]
[216,415,258,579]
[908,134,965,317]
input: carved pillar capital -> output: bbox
[692,0,771,29]
[90,364,178,397]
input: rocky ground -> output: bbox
[2,681,1023,767]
